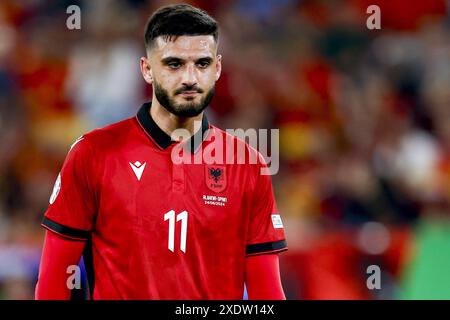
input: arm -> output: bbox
[245,253,286,300]
[36,136,97,299]
[35,230,86,300]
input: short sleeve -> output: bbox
[246,164,288,256]
[41,136,97,241]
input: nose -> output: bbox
[181,64,197,87]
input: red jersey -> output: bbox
[42,102,287,299]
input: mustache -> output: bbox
[174,85,204,95]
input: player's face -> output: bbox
[141,35,222,117]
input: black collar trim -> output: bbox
[136,102,210,153]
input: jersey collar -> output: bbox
[136,102,210,153]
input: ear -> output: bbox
[215,54,222,81]
[140,57,153,84]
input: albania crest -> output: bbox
[205,165,227,193]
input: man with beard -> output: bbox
[35,4,287,300]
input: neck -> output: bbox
[150,96,203,138]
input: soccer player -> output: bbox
[35,4,287,300]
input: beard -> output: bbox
[153,80,215,118]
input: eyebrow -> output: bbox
[161,56,214,64]
[196,57,214,64]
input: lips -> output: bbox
[176,87,202,94]
[180,91,198,95]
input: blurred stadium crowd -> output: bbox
[0,0,449,299]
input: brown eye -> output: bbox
[168,62,181,69]
[197,61,210,69]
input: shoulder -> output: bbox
[69,117,137,155]
[209,125,266,165]
[82,117,136,146]
[208,125,269,184]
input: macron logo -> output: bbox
[129,161,146,181]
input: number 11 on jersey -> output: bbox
[164,210,188,253]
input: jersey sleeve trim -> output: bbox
[246,240,288,256]
[41,217,90,241]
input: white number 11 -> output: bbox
[164,210,188,253]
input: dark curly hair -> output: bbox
[144,4,218,50]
